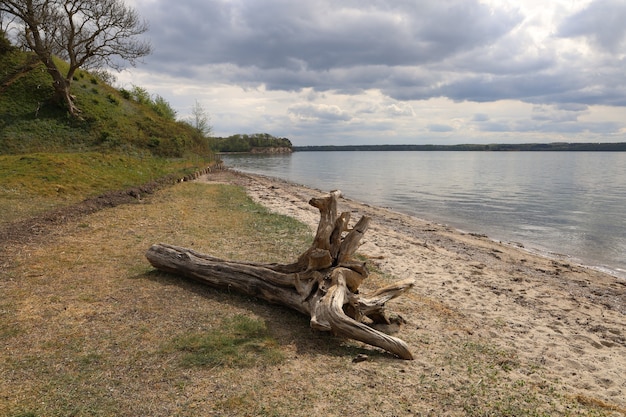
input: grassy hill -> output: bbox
[1,48,212,157]
[1,45,218,223]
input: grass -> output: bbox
[1,49,211,157]
[165,314,285,368]
[0,152,213,225]
[1,48,219,227]
[1,180,312,417]
[0,172,618,417]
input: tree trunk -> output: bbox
[45,63,80,117]
[28,30,80,116]
[146,190,415,359]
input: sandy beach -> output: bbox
[200,168,626,412]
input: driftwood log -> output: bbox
[145,190,415,359]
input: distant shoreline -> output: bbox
[293,142,626,152]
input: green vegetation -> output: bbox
[164,314,284,368]
[0,152,208,224]
[1,44,289,158]
[1,48,212,158]
[0,44,218,223]
[210,133,292,153]
[1,0,150,117]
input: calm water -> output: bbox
[221,151,626,279]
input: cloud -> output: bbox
[558,0,626,53]
[114,0,626,145]
[385,103,416,117]
[142,1,519,70]
[531,105,580,122]
[136,0,625,108]
[472,113,490,122]
[428,124,454,133]
[138,0,523,93]
[287,103,351,122]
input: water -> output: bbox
[221,151,626,279]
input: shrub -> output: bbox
[118,88,131,100]
[0,30,13,54]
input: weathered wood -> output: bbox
[146,190,415,359]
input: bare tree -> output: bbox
[188,99,213,137]
[0,0,151,116]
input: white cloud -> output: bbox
[287,103,351,122]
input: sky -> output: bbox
[116,0,626,146]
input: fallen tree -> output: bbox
[145,190,415,359]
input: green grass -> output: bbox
[164,314,285,368]
[0,47,219,226]
[0,152,214,224]
[0,49,212,157]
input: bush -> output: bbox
[118,88,131,100]
[0,30,13,54]
[129,85,151,104]
[151,95,177,120]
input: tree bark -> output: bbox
[146,190,415,359]
[44,60,80,116]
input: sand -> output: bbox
[200,169,626,410]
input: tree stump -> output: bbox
[145,190,415,359]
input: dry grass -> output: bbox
[0,180,617,416]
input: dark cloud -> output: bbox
[558,0,626,53]
[437,73,581,103]
[556,103,589,112]
[142,0,519,70]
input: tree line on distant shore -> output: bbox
[293,143,626,152]
[210,133,292,153]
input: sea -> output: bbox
[220,151,626,280]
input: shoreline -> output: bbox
[199,168,626,411]
[221,154,626,283]
[470,231,626,284]
[229,167,626,282]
